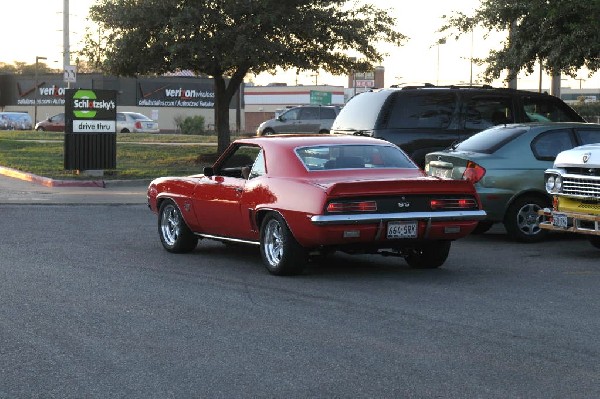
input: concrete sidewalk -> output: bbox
[0,166,149,204]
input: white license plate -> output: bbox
[387,221,417,238]
[429,166,452,178]
[552,213,568,228]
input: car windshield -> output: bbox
[296,144,415,171]
[128,113,151,120]
[454,126,527,154]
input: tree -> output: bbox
[83,0,405,153]
[440,0,600,83]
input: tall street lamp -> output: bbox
[34,56,47,125]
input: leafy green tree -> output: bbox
[441,0,600,82]
[83,0,405,153]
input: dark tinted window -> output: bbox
[320,108,337,119]
[455,126,527,153]
[299,107,319,120]
[531,129,575,160]
[464,95,514,130]
[576,128,600,145]
[386,92,456,129]
[522,96,583,122]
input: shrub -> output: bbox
[174,115,206,135]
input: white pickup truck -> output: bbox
[539,143,600,249]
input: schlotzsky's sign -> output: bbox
[66,89,117,133]
[64,89,118,170]
[137,81,215,108]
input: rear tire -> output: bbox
[404,241,451,269]
[588,236,600,249]
[503,195,549,243]
[158,200,198,253]
[471,221,494,235]
[260,213,307,275]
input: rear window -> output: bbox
[455,126,527,154]
[295,144,416,171]
[522,96,583,122]
[331,91,390,131]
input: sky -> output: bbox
[2,0,596,91]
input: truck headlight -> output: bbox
[545,175,562,193]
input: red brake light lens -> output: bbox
[462,161,486,183]
[327,201,377,213]
[135,121,142,129]
[430,198,477,210]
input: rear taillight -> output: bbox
[462,161,485,183]
[327,201,377,213]
[135,121,143,129]
[430,198,477,210]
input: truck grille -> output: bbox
[562,175,600,199]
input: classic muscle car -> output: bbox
[147,135,486,275]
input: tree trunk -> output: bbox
[213,76,231,155]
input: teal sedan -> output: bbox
[425,122,600,242]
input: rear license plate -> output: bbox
[387,221,417,238]
[552,213,568,228]
[429,166,452,179]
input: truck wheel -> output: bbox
[503,195,549,243]
[260,213,307,275]
[404,241,451,269]
[588,236,600,249]
[158,200,198,253]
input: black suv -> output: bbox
[331,85,584,167]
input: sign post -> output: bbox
[64,89,117,172]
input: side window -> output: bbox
[576,128,600,145]
[248,149,266,179]
[523,97,575,122]
[217,145,261,178]
[320,108,337,120]
[464,95,514,130]
[531,129,575,160]
[299,107,319,120]
[281,108,299,121]
[387,93,456,129]
[117,113,126,122]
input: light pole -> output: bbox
[34,56,47,125]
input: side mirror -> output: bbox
[203,166,214,177]
[278,115,285,121]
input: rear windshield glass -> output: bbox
[455,126,527,153]
[295,144,416,171]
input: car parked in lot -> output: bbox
[0,112,33,130]
[331,84,585,167]
[540,143,600,249]
[147,135,486,275]
[35,113,65,131]
[424,122,600,242]
[117,112,159,133]
[257,105,340,136]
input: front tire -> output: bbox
[158,200,198,253]
[503,195,549,243]
[404,241,451,269]
[260,213,307,275]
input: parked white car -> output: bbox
[116,112,159,133]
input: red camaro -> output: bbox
[147,135,486,275]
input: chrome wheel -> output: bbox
[160,203,181,247]
[263,218,284,267]
[158,200,198,253]
[259,213,306,275]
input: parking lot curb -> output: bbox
[0,165,106,188]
